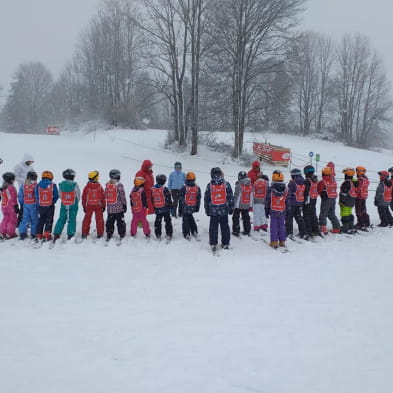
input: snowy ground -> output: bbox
[0,129,393,393]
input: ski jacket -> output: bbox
[287,176,305,206]
[317,175,337,200]
[105,181,127,214]
[233,177,252,209]
[179,180,201,215]
[82,182,106,209]
[339,178,357,208]
[204,178,234,216]
[130,186,148,213]
[357,176,370,199]
[135,160,154,214]
[35,179,59,207]
[13,154,34,187]
[151,184,172,214]
[375,179,392,207]
[58,180,80,207]
[265,181,288,216]
[18,181,37,206]
[304,175,318,204]
[247,161,262,184]
[168,169,186,190]
[253,177,269,204]
[0,183,17,208]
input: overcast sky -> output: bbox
[0,0,392,96]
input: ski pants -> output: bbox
[154,212,173,238]
[286,205,306,236]
[209,214,230,246]
[270,211,286,242]
[182,213,198,237]
[170,189,181,217]
[36,205,55,236]
[319,198,340,229]
[19,203,38,236]
[340,205,354,232]
[54,204,78,237]
[377,206,393,226]
[232,208,251,235]
[106,212,126,239]
[131,211,151,236]
[0,205,17,237]
[355,199,370,228]
[303,199,319,235]
[82,205,105,237]
[252,203,267,229]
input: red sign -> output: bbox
[47,126,60,135]
[253,142,291,166]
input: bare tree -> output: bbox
[2,62,53,133]
[336,34,392,147]
[206,0,305,157]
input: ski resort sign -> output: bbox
[47,125,60,135]
[253,142,291,166]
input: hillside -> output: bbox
[0,129,392,393]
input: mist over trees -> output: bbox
[1,0,392,156]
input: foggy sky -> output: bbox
[0,0,392,98]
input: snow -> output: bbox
[1,128,393,393]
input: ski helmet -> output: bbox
[26,171,38,181]
[238,171,247,180]
[388,167,393,173]
[342,168,355,177]
[303,165,315,175]
[290,168,302,178]
[41,170,54,180]
[356,166,366,175]
[156,174,167,185]
[186,172,196,181]
[174,162,182,169]
[88,171,99,182]
[62,169,76,180]
[109,169,121,180]
[2,172,15,183]
[272,170,284,182]
[134,177,145,186]
[378,170,389,179]
[210,167,222,180]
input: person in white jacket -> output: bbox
[14,154,34,187]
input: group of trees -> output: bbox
[1,0,392,155]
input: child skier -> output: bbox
[286,168,306,240]
[232,171,252,236]
[179,172,201,239]
[247,160,262,185]
[252,172,269,232]
[81,171,106,239]
[18,170,38,240]
[151,174,173,240]
[204,167,234,251]
[168,161,186,218]
[104,169,127,242]
[130,177,151,238]
[303,165,321,238]
[355,166,370,230]
[35,171,58,242]
[0,172,18,240]
[52,169,80,243]
[265,170,288,248]
[317,166,341,234]
[339,168,358,233]
[374,170,393,227]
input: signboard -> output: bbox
[253,142,291,167]
[47,125,60,135]
[309,151,314,158]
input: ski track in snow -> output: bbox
[0,129,392,393]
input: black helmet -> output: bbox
[2,172,15,183]
[26,171,38,181]
[109,169,121,180]
[210,167,222,180]
[238,171,247,180]
[303,165,315,175]
[174,161,182,169]
[290,168,302,178]
[62,168,76,180]
[156,174,167,185]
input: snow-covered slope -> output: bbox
[0,129,392,393]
